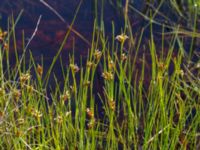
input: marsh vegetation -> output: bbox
[0,0,200,149]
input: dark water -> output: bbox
[1,0,197,60]
[0,0,94,88]
[0,0,92,55]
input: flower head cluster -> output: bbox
[94,49,102,61]
[108,99,115,111]
[0,30,7,42]
[60,90,70,103]
[13,89,21,102]
[0,30,8,50]
[0,30,7,38]
[20,73,31,84]
[116,34,128,43]
[102,71,114,81]
[86,108,95,129]
[108,59,115,71]
[86,61,96,69]
[31,109,43,119]
[121,53,127,61]
[70,64,80,73]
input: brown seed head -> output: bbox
[0,31,7,38]
[3,43,8,50]
[37,64,43,77]
[108,60,115,71]
[70,64,80,73]
[86,108,94,118]
[13,89,21,102]
[60,90,70,102]
[0,111,4,118]
[108,100,116,111]
[121,53,127,61]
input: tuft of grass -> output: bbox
[0,1,200,149]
